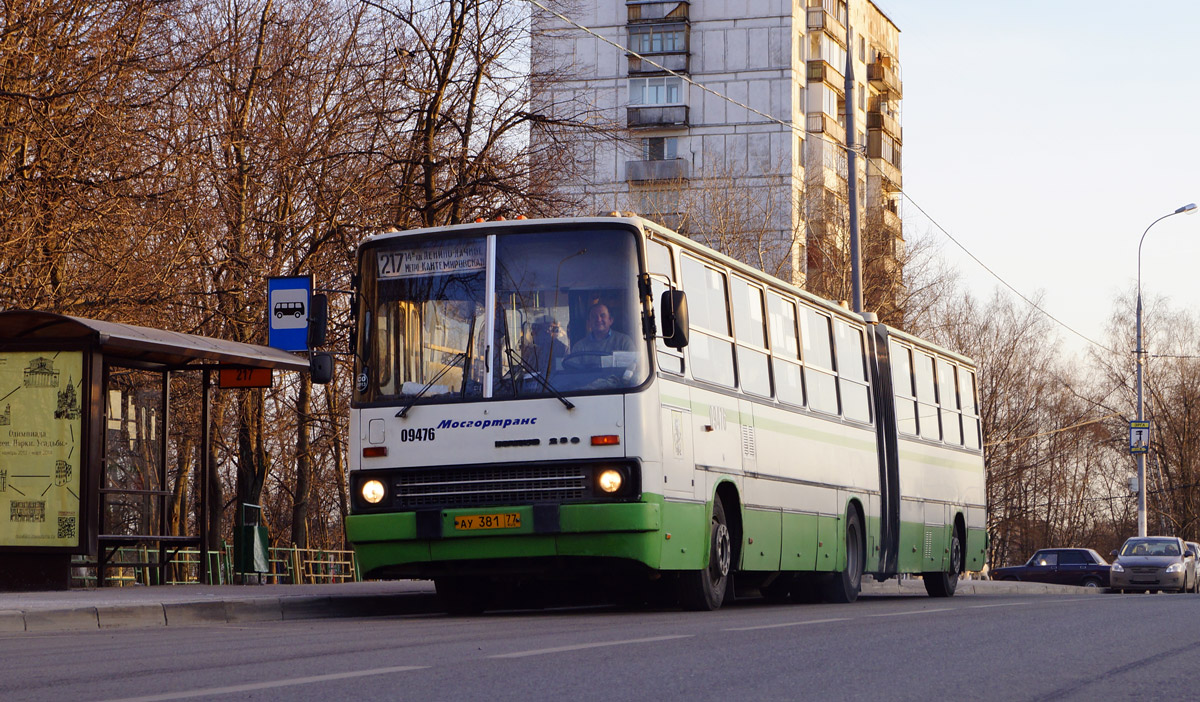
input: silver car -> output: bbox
[1109,536,1197,593]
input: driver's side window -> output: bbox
[1034,552,1058,567]
[646,239,683,375]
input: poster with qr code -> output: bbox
[0,351,82,547]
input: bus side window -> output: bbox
[767,292,804,407]
[961,368,981,449]
[647,239,684,375]
[731,277,771,397]
[800,307,838,415]
[834,320,871,423]
[914,351,941,441]
[890,341,917,435]
[680,256,735,387]
[937,359,962,445]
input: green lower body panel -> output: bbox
[347,496,711,578]
[740,509,783,571]
[966,527,986,571]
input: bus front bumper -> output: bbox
[346,501,671,578]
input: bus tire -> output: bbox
[680,494,732,611]
[822,508,863,604]
[435,577,488,615]
[923,524,964,598]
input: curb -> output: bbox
[0,581,1098,634]
[0,590,444,634]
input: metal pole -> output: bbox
[1135,282,1145,537]
[845,23,862,314]
[199,368,211,583]
[1135,203,1197,536]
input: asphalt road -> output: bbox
[2,588,1198,701]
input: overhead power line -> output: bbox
[983,413,1121,448]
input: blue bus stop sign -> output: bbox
[267,276,311,351]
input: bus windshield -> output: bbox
[495,228,647,398]
[355,227,649,404]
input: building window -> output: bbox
[880,133,895,163]
[629,76,683,106]
[629,24,686,54]
[812,89,837,119]
[643,137,678,161]
[816,34,846,71]
[823,0,847,23]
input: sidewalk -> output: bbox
[0,578,1097,634]
[0,580,438,634]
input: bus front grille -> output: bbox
[391,465,590,509]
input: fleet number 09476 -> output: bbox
[400,428,435,442]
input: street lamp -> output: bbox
[1135,202,1197,536]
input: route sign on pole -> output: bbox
[267,276,311,351]
[1129,421,1150,454]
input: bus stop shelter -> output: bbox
[0,311,310,590]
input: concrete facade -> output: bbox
[532,0,903,299]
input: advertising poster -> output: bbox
[0,351,83,548]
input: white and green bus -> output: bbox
[345,215,986,611]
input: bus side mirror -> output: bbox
[310,352,333,385]
[307,293,328,348]
[660,289,689,349]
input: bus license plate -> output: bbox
[453,513,521,531]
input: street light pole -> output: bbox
[1135,202,1197,537]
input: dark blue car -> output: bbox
[991,548,1110,588]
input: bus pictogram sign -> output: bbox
[1129,421,1150,454]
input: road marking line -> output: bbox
[724,617,851,631]
[489,634,692,658]
[868,607,954,617]
[967,602,1032,609]
[98,666,430,702]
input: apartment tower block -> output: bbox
[532,0,904,315]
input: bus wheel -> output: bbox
[680,495,732,611]
[822,509,863,603]
[435,577,488,615]
[924,525,964,598]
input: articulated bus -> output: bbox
[345,215,986,611]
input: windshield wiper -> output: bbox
[396,352,467,418]
[504,348,575,411]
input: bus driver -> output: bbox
[572,303,636,354]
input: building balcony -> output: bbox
[627,1,689,23]
[866,110,901,139]
[627,52,689,74]
[625,158,689,183]
[806,7,846,46]
[806,60,845,90]
[867,61,902,97]
[806,112,845,144]
[627,105,689,128]
[866,143,901,186]
[881,206,902,235]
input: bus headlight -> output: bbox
[598,469,623,494]
[362,479,386,504]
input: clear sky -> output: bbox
[888,0,1200,356]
